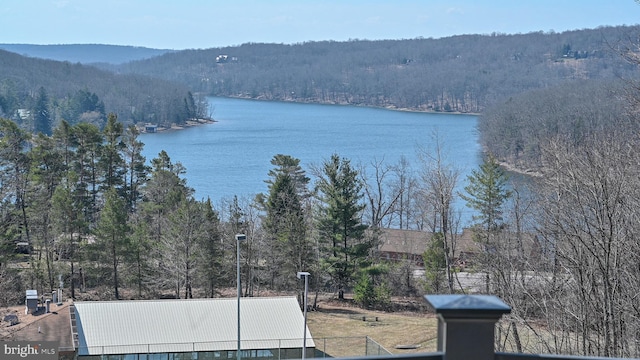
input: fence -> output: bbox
[75,336,391,359]
[310,336,391,358]
[74,295,637,360]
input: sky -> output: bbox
[1,0,640,50]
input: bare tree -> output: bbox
[390,156,418,229]
[360,157,403,229]
[533,133,640,357]
[416,132,461,293]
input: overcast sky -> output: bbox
[2,0,639,50]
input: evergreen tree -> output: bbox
[69,89,105,124]
[422,233,447,293]
[72,122,103,226]
[353,264,391,310]
[316,153,369,299]
[460,153,512,293]
[184,91,197,119]
[262,154,311,289]
[265,154,311,199]
[126,212,152,298]
[27,133,66,291]
[33,87,52,135]
[197,198,223,297]
[94,187,129,300]
[0,119,31,252]
[52,120,76,173]
[100,113,125,191]
[51,175,87,299]
[122,125,148,212]
[139,151,191,292]
[353,273,375,308]
[143,151,191,218]
[228,195,245,234]
[460,154,512,232]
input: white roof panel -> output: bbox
[74,297,314,355]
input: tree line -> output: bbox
[0,114,470,309]
[0,108,515,312]
[115,26,640,113]
[0,49,208,132]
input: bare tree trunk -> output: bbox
[417,131,460,293]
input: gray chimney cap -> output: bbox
[424,294,511,318]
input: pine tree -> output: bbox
[266,154,311,199]
[139,151,191,293]
[33,87,52,135]
[100,113,125,192]
[122,125,148,212]
[0,119,31,256]
[262,154,311,289]
[52,120,76,173]
[94,188,129,299]
[126,212,152,298]
[197,198,223,297]
[27,133,66,291]
[422,233,447,293]
[51,175,87,299]
[72,122,103,226]
[460,153,512,286]
[461,154,511,232]
[316,154,369,299]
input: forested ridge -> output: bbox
[0,49,207,132]
[0,44,174,65]
[116,25,640,113]
[2,25,637,131]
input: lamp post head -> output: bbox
[235,234,246,241]
[297,271,310,279]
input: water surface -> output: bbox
[140,97,481,223]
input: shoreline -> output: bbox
[499,160,543,177]
[140,118,216,133]
[140,97,478,135]
[223,95,482,116]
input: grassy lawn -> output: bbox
[306,299,439,357]
[304,298,561,357]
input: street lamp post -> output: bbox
[236,234,247,360]
[297,271,310,360]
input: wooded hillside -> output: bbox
[116,25,640,113]
[479,78,632,171]
[0,49,206,131]
[3,26,637,131]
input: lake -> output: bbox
[139,97,481,225]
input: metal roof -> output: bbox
[74,296,314,355]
